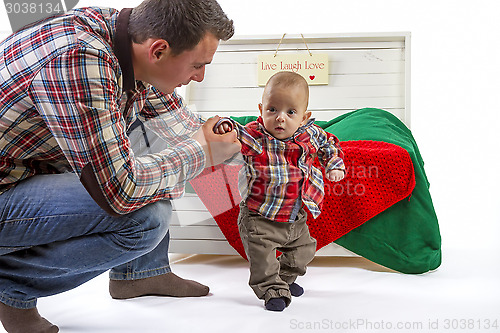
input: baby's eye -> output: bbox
[268,107,277,112]
[287,109,297,115]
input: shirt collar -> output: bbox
[113,8,135,93]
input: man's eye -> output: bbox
[194,64,204,69]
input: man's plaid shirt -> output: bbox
[235,117,345,222]
[0,7,206,214]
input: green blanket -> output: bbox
[231,108,441,274]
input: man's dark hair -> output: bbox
[129,0,234,55]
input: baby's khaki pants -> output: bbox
[238,202,317,306]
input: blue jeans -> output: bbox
[0,172,172,309]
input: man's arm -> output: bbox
[29,48,216,215]
[138,87,205,146]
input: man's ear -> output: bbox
[149,39,170,62]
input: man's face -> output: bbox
[144,33,220,94]
[259,84,310,140]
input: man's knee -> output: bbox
[120,200,172,252]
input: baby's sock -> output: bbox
[265,297,287,312]
[0,302,59,333]
[289,282,304,297]
[109,272,209,299]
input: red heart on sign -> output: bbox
[309,75,315,80]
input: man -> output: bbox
[0,0,240,332]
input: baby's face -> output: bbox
[259,84,310,140]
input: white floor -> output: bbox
[2,243,496,333]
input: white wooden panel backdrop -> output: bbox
[170,32,411,256]
[184,32,410,124]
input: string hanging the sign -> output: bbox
[274,33,313,57]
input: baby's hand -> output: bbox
[327,169,345,182]
[213,118,234,134]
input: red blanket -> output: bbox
[189,140,415,259]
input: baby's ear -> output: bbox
[302,111,312,123]
[258,103,263,114]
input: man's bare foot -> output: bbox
[0,302,58,333]
[109,272,210,299]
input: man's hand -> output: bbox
[192,116,241,167]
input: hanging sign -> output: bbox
[258,53,329,86]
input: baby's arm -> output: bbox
[213,118,264,159]
[211,117,261,166]
[317,128,345,182]
[213,118,234,134]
